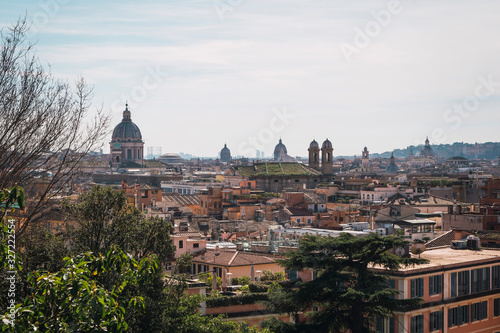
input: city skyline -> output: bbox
[2,0,499,157]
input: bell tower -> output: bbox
[321,139,333,175]
[308,140,320,170]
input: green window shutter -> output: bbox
[376,316,383,332]
[411,279,415,298]
[448,308,453,327]
[429,276,434,294]
[463,305,469,324]
[451,272,457,298]
[486,267,491,291]
[419,278,424,297]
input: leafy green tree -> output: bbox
[175,252,194,274]
[2,246,154,332]
[63,185,175,262]
[263,233,427,333]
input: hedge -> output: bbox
[206,293,269,307]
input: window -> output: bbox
[471,267,490,293]
[448,305,469,327]
[376,316,394,333]
[451,272,457,298]
[471,301,488,322]
[411,278,424,298]
[307,218,312,224]
[193,243,199,248]
[296,218,301,223]
[494,298,500,317]
[429,275,442,295]
[410,314,423,333]
[387,279,396,299]
[493,265,500,289]
[429,311,443,331]
[458,270,470,296]
[178,240,184,249]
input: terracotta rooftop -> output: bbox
[426,230,454,249]
[192,250,280,267]
[163,193,200,206]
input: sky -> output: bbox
[1,0,500,158]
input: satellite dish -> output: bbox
[395,247,406,257]
[410,244,426,258]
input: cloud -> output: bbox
[1,0,500,157]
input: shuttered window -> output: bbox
[471,301,488,322]
[458,270,470,296]
[471,267,490,293]
[451,272,457,298]
[411,278,424,298]
[429,275,442,295]
[494,298,500,317]
[429,310,443,331]
[448,305,469,327]
[493,265,500,289]
[411,315,424,333]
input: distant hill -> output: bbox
[371,142,500,160]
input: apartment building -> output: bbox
[374,247,500,333]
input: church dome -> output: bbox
[159,153,184,165]
[274,139,287,157]
[419,137,435,157]
[111,105,142,141]
[220,144,231,162]
[385,153,399,173]
[221,144,230,154]
[322,139,333,149]
[309,139,319,150]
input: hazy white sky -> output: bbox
[2,0,499,157]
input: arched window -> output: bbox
[116,156,120,162]
[313,153,317,162]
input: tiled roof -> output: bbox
[192,250,278,267]
[426,230,454,249]
[303,191,325,204]
[288,208,314,217]
[143,160,166,168]
[163,194,200,206]
[173,232,204,238]
[139,184,161,190]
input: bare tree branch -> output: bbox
[0,17,110,237]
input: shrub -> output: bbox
[206,293,268,307]
[249,282,269,293]
[238,275,250,286]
